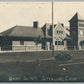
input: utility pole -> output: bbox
[52,0,54,57]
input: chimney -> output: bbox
[33,21,39,28]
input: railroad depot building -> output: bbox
[0,21,67,51]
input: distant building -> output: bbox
[69,12,84,50]
[0,21,67,51]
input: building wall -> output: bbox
[24,41,36,45]
[53,22,66,50]
[78,21,84,50]
[42,22,67,51]
[12,41,42,51]
[70,20,78,48]
[12,41,20,45]
[46,42,50,50]
[69,13,84,50]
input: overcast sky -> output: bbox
[0,1,84,32]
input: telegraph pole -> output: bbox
[52,0,54,57]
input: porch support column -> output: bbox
[74,46,76,50]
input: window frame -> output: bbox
[55,41,57,45]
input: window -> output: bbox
[57,31,63,34]
[58,41,60,45]
[61,31,63,34]
[55,41,57,45]
[79,24,84,27]
[62,41,64,45]
[55,41,64,45]
[20,41,24,45]
[80,30,83,36]
[57,31,59,34]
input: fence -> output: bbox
[0,45,47,52]
[0,45,80,52]
[12,45,44,52]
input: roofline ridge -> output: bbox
[14,25,36,28]
[6,26,15,36]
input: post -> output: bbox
[74,46,76,50]
[13,46,15,52]
[57,41,58,50]
[25,45,26,52]
[52,0,54,56]
[0,47,1,51]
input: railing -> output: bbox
[0,45,82,52]
[0,45,48,52]
[12,45,44,52]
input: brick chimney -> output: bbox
[33,21,39,29]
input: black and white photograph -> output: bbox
[0,0,83,82]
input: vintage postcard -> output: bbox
[0,0,83,82]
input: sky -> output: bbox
[0,1,84,32]
[0,0,84,1]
